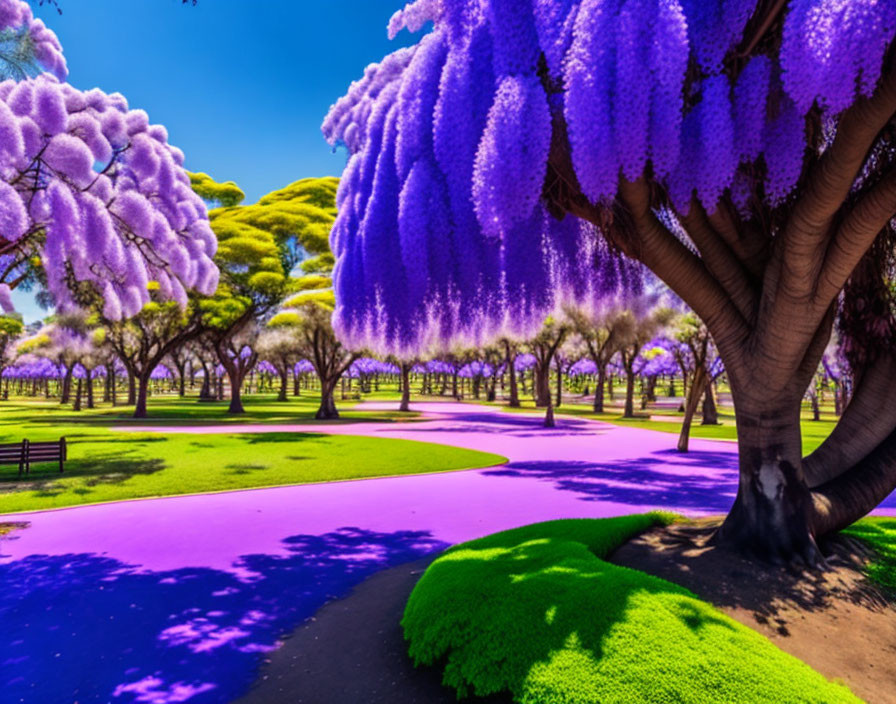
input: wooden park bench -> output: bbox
[0,437,66,476]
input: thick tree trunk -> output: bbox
[316,377,339,420]
[399,363,411,412]
[716,404,821,565]
[133,375,150,419]
[127,372,136,405]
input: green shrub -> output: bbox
[403,515,858,704]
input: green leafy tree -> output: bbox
[192,174,339,414]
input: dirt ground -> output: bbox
[611,521,896,704]
[237,521,895,704]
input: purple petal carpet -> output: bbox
[1,402,893,704]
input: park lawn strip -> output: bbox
[0,395,421,432]
[843,516,896,593]
[0,431,505,514]
[403,514,859,704]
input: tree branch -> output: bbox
[781,57,896,301]
[817,167,896,302]
[804,351,896,487]
[680,200,758,323]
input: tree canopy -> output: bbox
[325,0,896,561]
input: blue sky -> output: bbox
[15,0,417,321]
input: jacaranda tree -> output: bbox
[0,0,219,320]
[325,0,896,562]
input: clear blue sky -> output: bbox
[14,0,417,321]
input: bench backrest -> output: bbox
[0,438,65,464]
[0,443,24,461]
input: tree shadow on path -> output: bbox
[0,527,448,704]
[483,449,740,513]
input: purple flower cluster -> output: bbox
[324,0,896,356]
[0,74,218,318]
[0,0,67,81]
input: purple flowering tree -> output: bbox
[0,1,219,325]
[326,0,896,561]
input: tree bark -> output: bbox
[278,369,289,402]
[716,405,821,565]
[399,363,411,412]
[701,381,719,425]
[505,342,520,407]
[133,375,150,419]
[316,377,340,419]
[593,365,606,413]
[72,377,82,412]
[86,372,95,409]
[534,361,551,408]
[677,364,707,453]
[623,366,636,418]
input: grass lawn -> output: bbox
[844,516,896,593]
[403,515,860,704]
[0,396,505,514]
[0,393,423,428]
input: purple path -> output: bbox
[1,402,893,704]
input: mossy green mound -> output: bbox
[403,515,859,704]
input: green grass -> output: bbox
[0,393,422,429]
[0,396,505,514]
[844,516,896,593]
[403,515,859,704]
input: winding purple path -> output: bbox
[1,402,893,704]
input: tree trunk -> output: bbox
[278,369,289,402]
[593,365,606,413]
[677,364,707,453]
[86,373,95,409]
[61,367,73,405]
[623,367,636,418]
[716,404,821,565]
[505,343,520,408]
[316,377,340,420]
[73,377,83,412]
[133,375,150,419]
[399,363,411,412]
[227,365,245,414]
[555,362,563,408]
[534,362,551,408]
[701,381,719,425]
[127,372,136,406]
